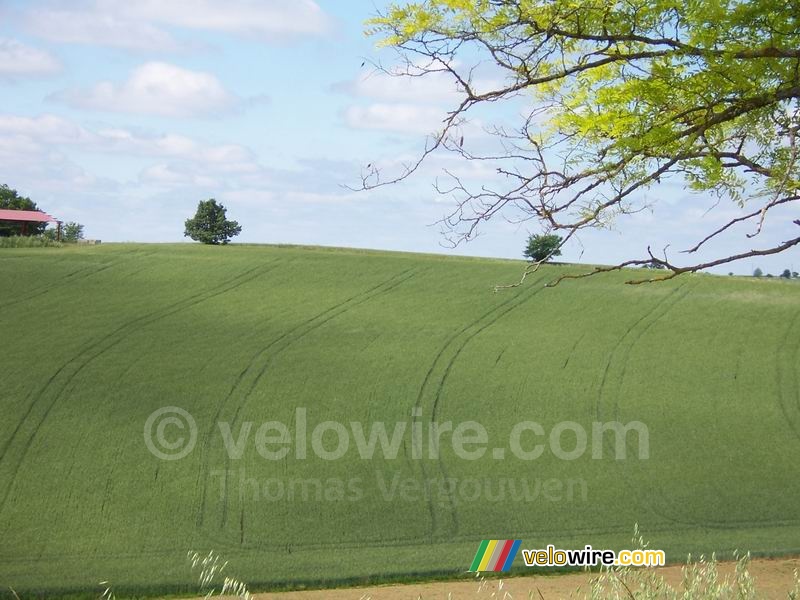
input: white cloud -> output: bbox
[0,37,60,77]
[54,62,237,117]
[0,116,114,196]
[95,128,255,165]
[0,114,91,144]
[24,9,181,52]
[0,112,267,216]
[139,163,220,187]
[344,103,448,134]
[22,0,331,51]
[0,114,255,168]
[337,67,504,135]
[114,0,331,39]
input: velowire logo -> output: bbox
[469,539,522,572]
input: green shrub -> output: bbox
[0,235,62,248]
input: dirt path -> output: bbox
[244,558,799,600]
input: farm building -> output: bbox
[0,209,61,238]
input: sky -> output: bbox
[0,0,797,276]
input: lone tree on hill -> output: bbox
[0,184,46,237]
[184,199,242,245]
[524,233,562,262]
[62,222,85,243]
[360,0,800,285]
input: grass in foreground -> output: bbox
[92,537,800,600]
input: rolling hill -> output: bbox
[1,243,799,597]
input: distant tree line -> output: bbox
[752,267,798,279]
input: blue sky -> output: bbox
[1,0,797,276]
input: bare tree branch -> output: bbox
[360,2,800,285]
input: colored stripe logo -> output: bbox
[470,539,521,572]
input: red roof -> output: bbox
[0,209,58,223]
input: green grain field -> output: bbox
[1,244,799,597]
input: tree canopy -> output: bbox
[184,199,242,245]
[524,233,562,262]
[363,0,800,284]
[62,222,85,243]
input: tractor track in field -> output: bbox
[594,282,690,423]
[194,267,417,530]
[232,267,420,425]
[98,352,149,520]
[0,252,78,306]
[410,274,548,543]
[493,346,508,366]
[562,333,586,369]
[411,285,529,542]
[428,277,550,538]
[223,268,420,538]
[610,284,695,420]
[99,444,125,518]
[594,280,800,531]
[637,292,800,530]
[0,260,272,509]
[0,249,154,311]
[194,267,420,536]
[0,264,93,309]
[194,266,421,550]
[0,261,276,514]
[592,280,693,527]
